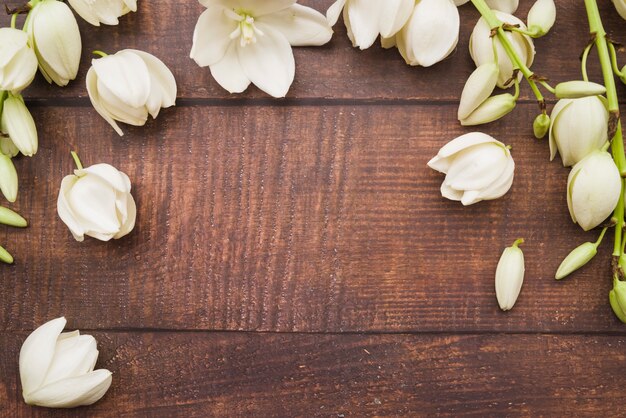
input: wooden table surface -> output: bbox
[2,1,626,416]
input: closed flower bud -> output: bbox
[1,94,38,157]
[555,241,600,280]
[0,28,38,93]
[57,157,136,242]
[0,136,19,157]
[20,317,112,408]
[533,113,550,139]
[25,0,82,87]
[549,96,608,167]
[0,154,18,202]
[495,238,525,311]
[0,245,13,264]
[609,280,626,323]
[470,11,534,88]
[0,206,27,227]
[527,0,556,37]
[428,132,515,205]
[567,151,621,231]
[68,0,137,26]
[460,93,517,126]
[612,0,626,20]
[86,49,177,136]
[554,81,606,99]
[458,62,499,120]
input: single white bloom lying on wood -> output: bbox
[0,28,38,93]
[191,0,332,98]
[86,49,177,136]
[68,0,137,26]
[427,132,515,206]
[495,239,525,311]
[20,317,112,408]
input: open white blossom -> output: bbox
[326,0,414,50]
[0,28,38,93]
[428,132,515,205]
[57,160,136,242]
[68,0,137,26]
[20,317,112,408]
[24,0,82,87]
[86,49,177,136]
[190,0,332,98]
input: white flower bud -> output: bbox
[567,151,621,231]
[460,93,517,126]
[555,242,598,280]
[458,62,499,120]
[68,0,137,26]
[395,0,459,67]
[0,154,18,202]
[0,28,38,93]
[612,0,626,20]
[428,132,515,205]
[25,0,82,87]
[86,49,177,136]
[0,206,27,227]
[549,96,608,167]
[1,94,38,157]
[527,0,556,37]
[533,113,550,139]
[20,317,112,408]
[554,81,606,99]
[495,238,525,311]
[0,136,19,157]
[57,161,136,242]
[470,11,535,88]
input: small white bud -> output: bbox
[527,0,556,37]
[495,238,525,311]
[555,242,598,280]
[460,93,517,126]
[458,62,499,120]
[554,81,606,99]
[1,94,38,157]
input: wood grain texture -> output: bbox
[2,332,626,417]
[1,0,626,101]
[0,104,621,333]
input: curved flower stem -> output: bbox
[581,42,593,82]
[10,13,18,29]
[608,42,623,78]
[71,151,84,170]
[584,0,626,261]
[92,50,108,58]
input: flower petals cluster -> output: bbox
[86,49,177,136]
[20,317,112,408]
[68,0,137,26]
[191,0,332,98]
[428,132,515,205]
[0,28,38,93]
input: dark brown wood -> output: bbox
[2,332,626,417]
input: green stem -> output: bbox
[71,151,84,170]
[595,227,609,247]
[581,42,593,82]
[511,238,524,248]
[10,13,17,29]
[608,42,623,77]
[92,50,108,58]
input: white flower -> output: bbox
[427,132,515,205]
[567,151,621,231]
[57,159,136,242]
[388,0,459,67]
[613,0,626,20]
[527,0,556,37]
[495,238,525,311]
[24,0,82,87]
[459,93,517,126]
[68,0,137,26]
[470,11,534,88]
[549,96,608,167]
[190,0,332,98]
[1,93,38,157]
[0,153,18,202]
[20,317,112,408]
[458,62,499,120]
[326,0,413,50]
[86,49,177,136]
[0,28,38,93]
[453,0,518,13]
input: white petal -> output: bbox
[258,4,332,46]
[378,0,414,38]
[346,0,382,49]
[219,0,296,16]
[0,28,28,68]
[57,175,85,241]
[75,163,130,193]
[127,49,177,118]
[548,98,572,161]
[67,175,121,237]
[42,335,98,386]
[458,62,499,120]
[477,155,515,201]
[190,6,237,67]
[20,317,67,397]
[1,46,38,93]
[440,182,463,201]
[25,369,112,408]
[114,191,136,239]
[485,0,519,13]
[92,51,151,109]
[237,24,294,98]
[614,0,626,20]
[209,42,251,93]
[1,94,38,156]
[86,67,124,136]
[444,143,509,190]
[96,78,149,126]
[68,0,102,26]
[429,132,499,162]
[123,0,137,12]
[326,0,347,26]
[453,0,470,5]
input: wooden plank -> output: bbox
[1,331,625,417]
[1,0,625,101]
[1,104,621,333]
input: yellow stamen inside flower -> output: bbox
[225,9,264,47]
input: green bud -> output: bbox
[527,0,556,38]
[610,280,626,323]
[533,113,550,139]
[460,93,517,126]
[0,206,26,227]
[0,154,17,202]
[554,81,606,99]
[0,244,13,264]
[555,242,597,280]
